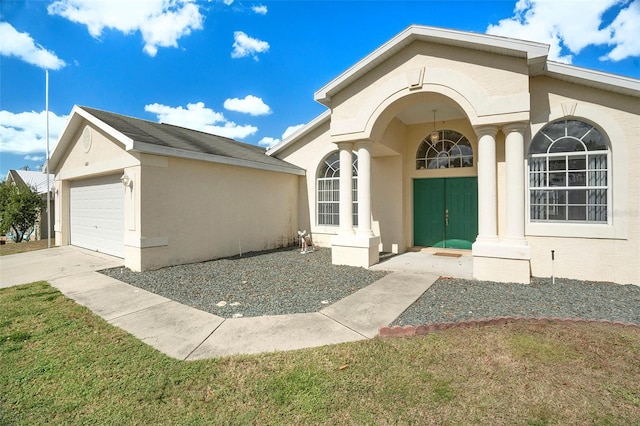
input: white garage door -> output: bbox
[70,174,124,258]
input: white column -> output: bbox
[337,142,354,235]
[355,140,373,236]
[475,125,498,241]
[503,123,527,242]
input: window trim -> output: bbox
[525,117,622,239]
[416,129,474,170]
[316,151,358,227]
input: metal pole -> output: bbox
[551,250,555,285]
[46,70,51,249]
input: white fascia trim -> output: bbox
[266,110,331,157]
[131,141,305,176]
[314,25,549,105]
[50,106,134,171]
[545,61,640,97]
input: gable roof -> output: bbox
[5,170,54,194]
[50,106,304,176]
[314,24,550,106]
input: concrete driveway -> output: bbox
[0,246,123,288]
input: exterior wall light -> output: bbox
[120,173,133,189]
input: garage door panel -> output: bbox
[70,175,124,258]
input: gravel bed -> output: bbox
[100,247,388,318]
[101,247,639,326]
[391,276,640,326]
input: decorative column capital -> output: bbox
[354,139,373,151]
[502,122,528,135]
[335,141,354,151]
[473,125,499,139]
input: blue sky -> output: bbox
[1,0,639,178]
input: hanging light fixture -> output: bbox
[430,109,439,143]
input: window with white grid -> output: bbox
[529,120,609,223]
[317,151,358,226]
[416,129,473,170]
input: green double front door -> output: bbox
[413,177,478,249]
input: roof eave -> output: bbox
[132,141,305,176]
[544,61,640,97]
[266,110,331,157]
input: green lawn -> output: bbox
[1,281,639,425]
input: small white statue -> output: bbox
[298,230,314,254]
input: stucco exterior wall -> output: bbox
[131,156,299,271]
[525,76,640,284]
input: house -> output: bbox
[267,25,639,285]
[51,25,640,285]
[5,169,55,240]
[49,106,303,271]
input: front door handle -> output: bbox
[445,208,449,226]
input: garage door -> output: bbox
[70,174,124,257]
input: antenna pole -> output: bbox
[46,70,51,249]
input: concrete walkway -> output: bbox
[371,249,474,279]
[1,246,442,360]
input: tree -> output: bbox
[0,180,43,242]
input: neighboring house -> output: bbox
[51,25,639,285]
[5,169,55,240]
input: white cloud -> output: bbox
[282,124,305,139]
[231,31,269,60]
[259,124,306,148]
[145,101,258,139]
[252,5,268,14]
[47,0,203,57]
[223,0,234,5]
[258,137,278,148]
[223,95,271,116]
[486,0,640,63]
[0,22,66,70]
[602,0,640,61]
[0,110,69,154]
[25,155,45,162]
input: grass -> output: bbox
[0,239,49,256]
[1,282,639,425]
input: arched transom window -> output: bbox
[317,151,358,226]
[416,129,473,170]
[529,119,609,223]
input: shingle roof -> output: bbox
[79,106,304,174]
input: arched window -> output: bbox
[317,151,358,226]
[416,129,473,170]
[529,119,609,223]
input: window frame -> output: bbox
[416,129,474,170]
[527,119,611,227]
[316,151,358,227]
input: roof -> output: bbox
[50,106,305,176]
[5,170,54,194]
[315,24,550,106]
[541,61,640,98]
